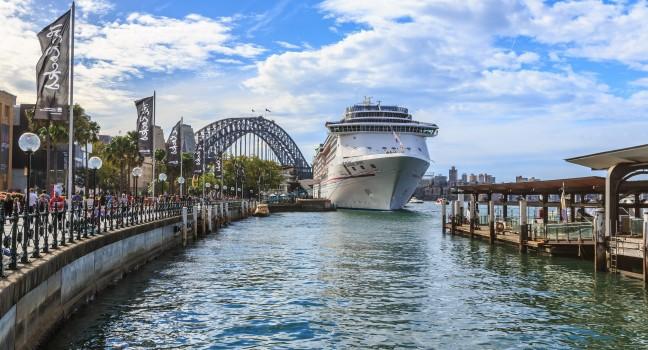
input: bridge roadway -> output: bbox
[0,199,259,350]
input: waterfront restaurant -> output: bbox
[447,144,648,281]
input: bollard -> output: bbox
[192,206,198,239]
[519,197,528,253]
[643,213,648,283]
[182,207,188,246]
[594,209,606,272]
[441,200,447,234]
[488,199,495,244]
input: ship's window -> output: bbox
[370,164,376,169]
[391,147,396,150]
[407,147,411,150]
[351,167,357,171]
[382,147,387,150]
[367,146,372,150]
[360,165,365,170]
[418,147,422,151]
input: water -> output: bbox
[47,203,648,349]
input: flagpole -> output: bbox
[202,139,206,204]
[179,116,183,197]
[152,91,156,200]
[67,2,75,214]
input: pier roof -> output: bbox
[457,176,606,195]
[566,144,648,170]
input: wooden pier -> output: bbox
[443,153,648,282]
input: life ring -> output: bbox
[496,222,505,233]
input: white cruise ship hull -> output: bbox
[316,154,430,210]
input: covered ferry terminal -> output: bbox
[443,143,648,281]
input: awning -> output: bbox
[565,144,648,170]
[457,176,605,195]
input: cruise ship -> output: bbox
[312,98,438,210]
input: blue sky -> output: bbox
[3,0,648,182]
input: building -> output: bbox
[468,173,477,184]
[0,91,15,191]
[460,173,467,185]
[131,125,165,194]
[449,166,457,186]
[180,124,196,153]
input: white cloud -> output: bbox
[240,0,648,179]
[0,0,40,102]
[77,0,113,17]
[274,40,300,50]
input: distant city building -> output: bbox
[180,124,196,153]
[516,176,541,183]
[0,90,16,191]
[98,134,113,144]
[448,166,457,186]
[468,173,477,184]
[460,173,467,184]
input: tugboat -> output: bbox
[254,203,270,217]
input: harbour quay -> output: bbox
[443,143,648,281]
[0,199,258,350]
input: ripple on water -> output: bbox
[45,204,648,349]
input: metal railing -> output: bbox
[532,222,593,241]
[0,199,196,277]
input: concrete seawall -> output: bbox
[0,201,252,350]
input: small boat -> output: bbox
[408,197,424,204]
[435,198,448,205]
[254,203,270,217]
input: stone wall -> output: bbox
[0,201,254,350]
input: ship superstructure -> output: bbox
[313,98,438,210]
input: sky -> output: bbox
[2,0,648,182]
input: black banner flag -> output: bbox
[167,120,181,166]
[35,10,71,120]
[193,137,203,175]
[135,96,154,155]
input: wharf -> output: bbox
[269,199,336,212]
[445,223,594,258]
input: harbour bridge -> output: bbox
[194,116,312,179]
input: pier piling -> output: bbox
[519,197,528,253]
[643,213,648,283]
[469,194,476,237]
[441,200,447,234]
[594,209,606,272]
[488,196,495,244]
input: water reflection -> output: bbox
[46,202,648,349]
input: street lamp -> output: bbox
[158,173,167,196]
[215,184,220,199]
[18,132,41,202]
[206,182,211,200]
[177,176,185,197]
[18,132,40,261]
[88,156,103,199]
[132,166,143,198]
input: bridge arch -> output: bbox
[195,116,312,179]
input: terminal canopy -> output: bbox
[565,144,648,170]
[457,177,605,195]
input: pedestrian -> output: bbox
[28,188,38,213]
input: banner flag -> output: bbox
[193,138,203,175]
[213,154,222,176]
[167,120,181,166]
[35,10,71,120]
[135,96,154,155]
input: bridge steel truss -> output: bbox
[195,116,312,179]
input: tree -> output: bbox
[104,132,141,194]
[28,104,101,190]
